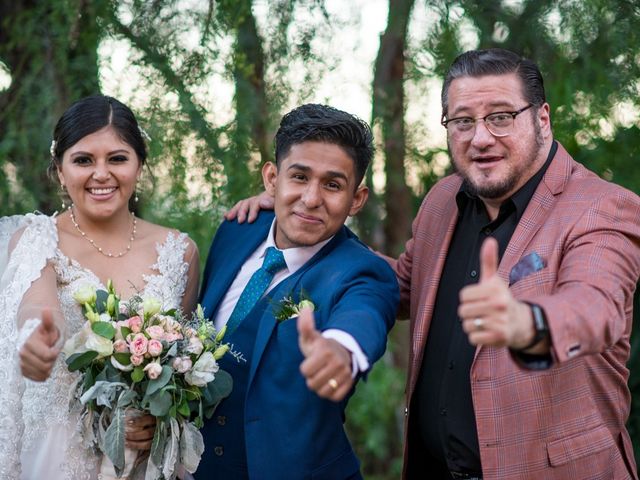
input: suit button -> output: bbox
[217,415,226,426]
[404,407,408,417]
[214,446,224,456]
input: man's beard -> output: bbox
[451,121,544,199]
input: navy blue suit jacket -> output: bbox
[198,212,398,479]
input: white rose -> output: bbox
[85,330,114,358]
[142,297,162,317]
[73,285,97,305]
[185,336,204,356]
[184,352,219,387]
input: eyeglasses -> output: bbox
[441,104,533,140]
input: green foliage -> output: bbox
[346,341,407,479]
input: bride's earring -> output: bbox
[61,184,67,209]
[134,183,139,203]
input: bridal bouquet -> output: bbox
[63,280,232,479]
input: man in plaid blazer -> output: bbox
[226,48,640,479]
[399,48,640,479]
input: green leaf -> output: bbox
[164,308,176,316]
[104,408,126,473]
[202,370,233,406]
[66,350,99,372]
[148,390,172,417]
[113,352,131,365]
[92,321,116,339]
[117,389,138,408]
[145,366,172,397]
[120,326,132,338]
[177,399,191,418]
[131,366,144,383]
[95,289,109,314]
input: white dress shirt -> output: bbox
[213,220,369,375]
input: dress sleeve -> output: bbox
[0,214,59,478]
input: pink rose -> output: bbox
[129,333,148,356]
[128,316,143,333]
[113,339,129,353]
[144,361,163,379]
[148,339,163,357]
[164,331,183,342]
[172,356,193,374]
[146,325,165,339]
[130,354,144,366]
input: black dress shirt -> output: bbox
[409,141,557,477]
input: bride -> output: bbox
[0,95,200,479]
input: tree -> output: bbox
[0,0,106,215]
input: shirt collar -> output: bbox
[456,140,558,219]
[257,219,334,275]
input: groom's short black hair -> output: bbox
[274,104,374,186]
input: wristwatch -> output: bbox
[518,303,549,351]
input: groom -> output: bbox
[196,104,399,479]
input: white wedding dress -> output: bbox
[0,213,191,480]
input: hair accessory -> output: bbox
[69,204,137,258]
[138,126,151,142]
[50,140,57,158]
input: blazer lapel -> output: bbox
[200,220,272,320]
[497,143,571,281]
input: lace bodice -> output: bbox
[0,214,191,479]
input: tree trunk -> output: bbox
[368,0,415,257]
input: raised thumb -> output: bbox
[40,309,60,347]
[480,236,499,282]
[297,307,319,356]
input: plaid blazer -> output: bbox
[398,143,640,479]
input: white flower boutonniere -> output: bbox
[274,295,316,322]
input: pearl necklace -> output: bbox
[68,205,137,258]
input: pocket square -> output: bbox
[509,252,545,285]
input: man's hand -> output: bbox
[125,412,156,450]
[224,191,274,224]
[19,309,61,381]
[298,307,354,402]
[458,237,536,350]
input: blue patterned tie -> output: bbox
[226,246,287,335]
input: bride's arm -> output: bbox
[9,229,65,381]
[180,238,200,315]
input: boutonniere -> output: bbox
[274,291,316,322]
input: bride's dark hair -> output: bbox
[48,95,147,181]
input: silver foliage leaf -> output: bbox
[103,408,126,474]
[179,420,205,473]
[80,380,128,408]
[162,417,180,479]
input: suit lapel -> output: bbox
[201,220,272,320]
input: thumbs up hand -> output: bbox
[298,307,354,402]
[19,309,61,381]
[458,238,535,349]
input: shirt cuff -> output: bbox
[322,329,370,378]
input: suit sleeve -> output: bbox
[323,253,399,368]
[520,189,640,363]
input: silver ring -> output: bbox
[328,378,338,390]
[473,317,484,330]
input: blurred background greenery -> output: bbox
[1,1,639,478]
